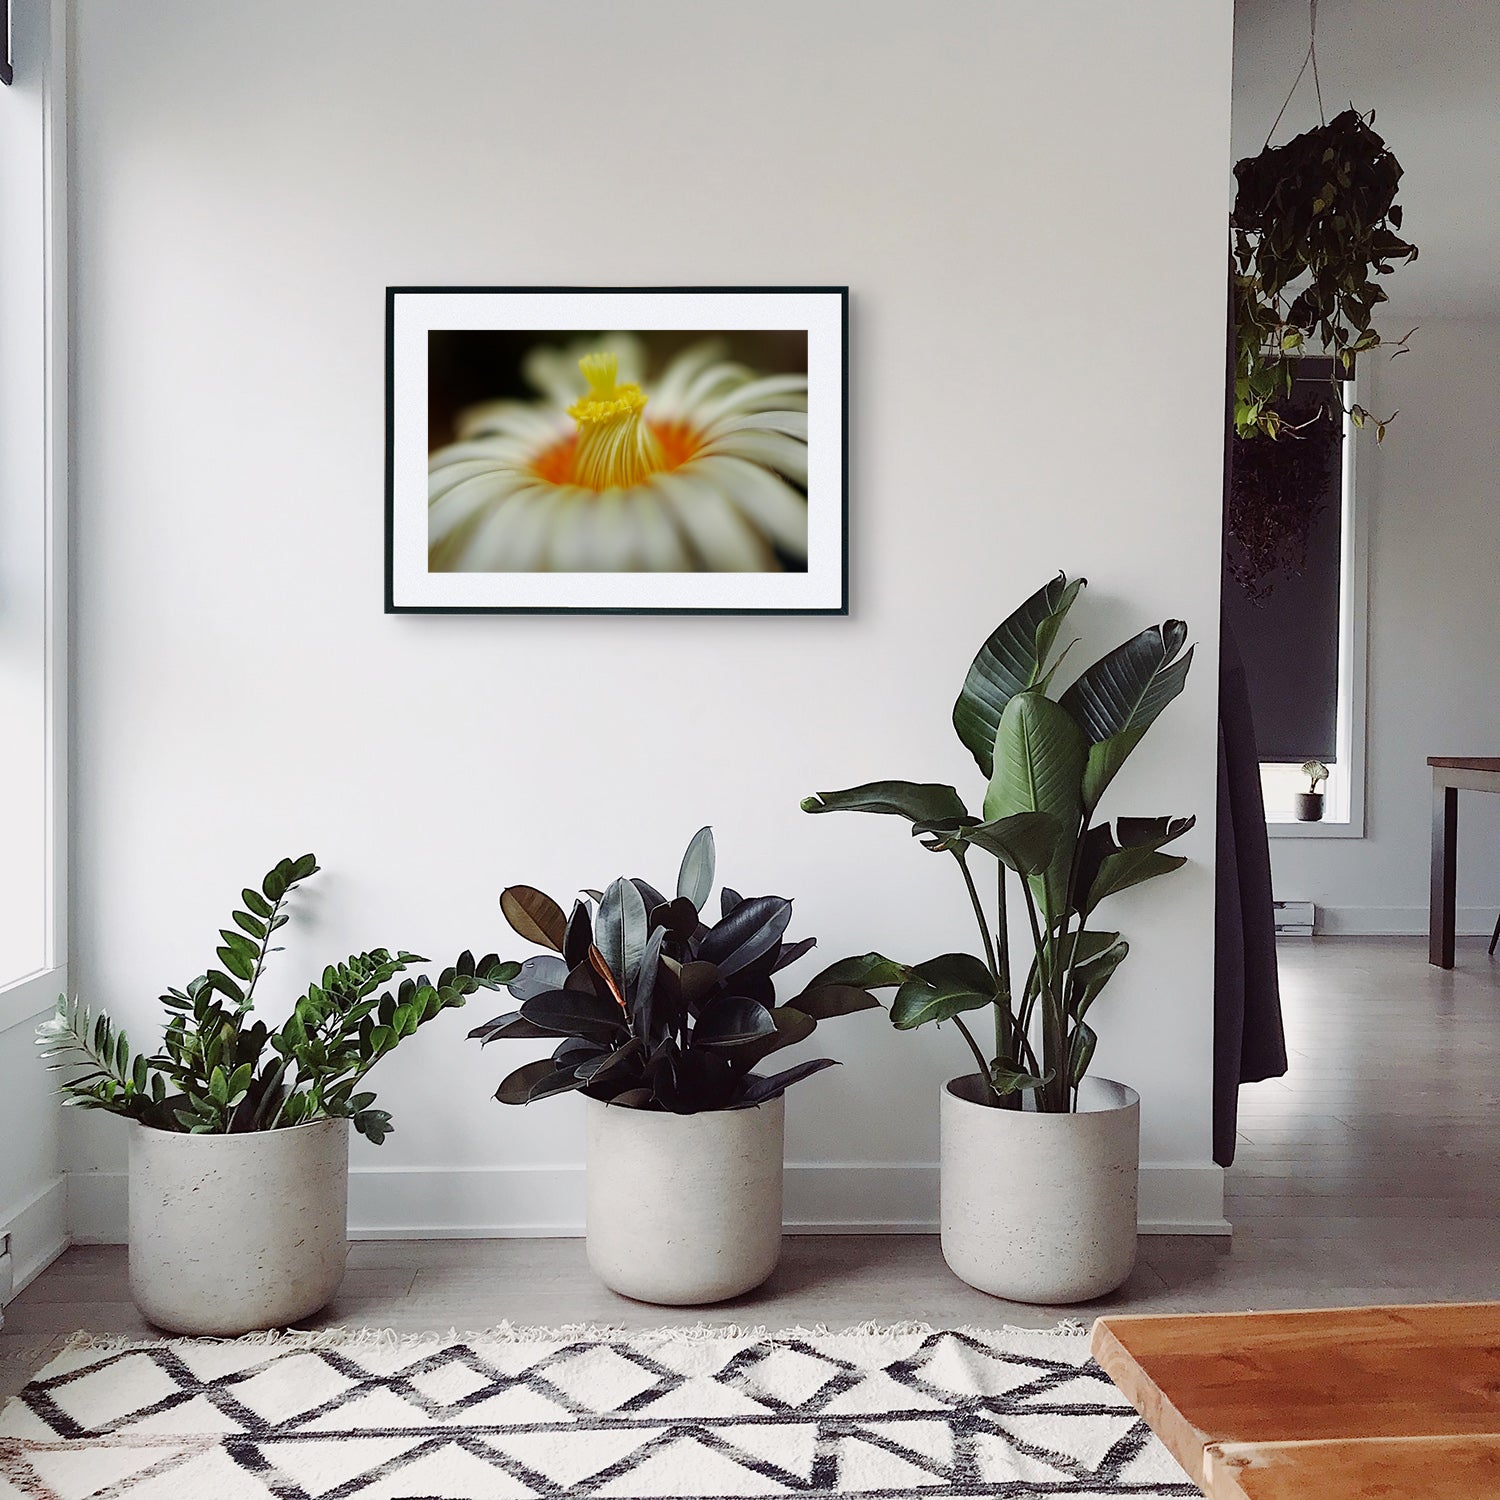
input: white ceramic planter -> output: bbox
[940,1073,1140,1304]
[585,1094,784,1305]
[128,1118,350,1335]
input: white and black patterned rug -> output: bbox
[0,1323,1196,1498]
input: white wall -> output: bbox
[67,0,1234,1238]
[1270,323,1500,933]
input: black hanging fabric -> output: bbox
[1214,616,1289,1166]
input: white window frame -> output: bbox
[0,0,67,1031]
[1262,379,1369,840]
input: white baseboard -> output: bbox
[1314,904,1496,936]
[66,1161,1228,1243]
[1,1176,69,1302]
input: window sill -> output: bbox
[1265,817,1364,840]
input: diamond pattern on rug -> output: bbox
[0,1324,1199,1499]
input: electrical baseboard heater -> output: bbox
[1273,900,1316,937]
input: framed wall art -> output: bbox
[385,286,847,614]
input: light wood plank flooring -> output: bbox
[3,937,1495,1401]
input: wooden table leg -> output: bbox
[1430,781,1457,968]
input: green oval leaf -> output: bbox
[801,781,969,825]
[889,953,995,1030]
[676,826,716,911]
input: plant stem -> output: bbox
[994,859,1012,1064]
[950,1014,997,1101]
[955,851,998,980]
[1019,875,1066,1111]
[241,884,291,1013]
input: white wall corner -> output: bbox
[68,1161,1229,1244]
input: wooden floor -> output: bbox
[2,937,1496,1402]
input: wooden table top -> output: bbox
[1204,1435,1500,1500]
[1092,1303,1500,1496]
[1428,756,1500,771]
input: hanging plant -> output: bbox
[1227,392,1340,601]
[1232,105,1417,440]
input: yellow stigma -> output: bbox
[566,351,664,490]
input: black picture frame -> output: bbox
[385,286,848,616]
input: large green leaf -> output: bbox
[989,1060,1054,1097]
[889,953,995,1031]
[1022,928,1126,1013]
[1059,622,1193,812]
[801,781,969,826]
[1067,1021,1098,1086]
[804,952,912,991]
[959,811,1062,877]
[676,826,715,911]
[788,984,883,1019]
[1077,816,1195,915]
[952,573,1083,776]
[1063,929,1129,1018]
[982,691,1086,916]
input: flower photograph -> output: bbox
[428,330,809,575]
[386,288,846,614]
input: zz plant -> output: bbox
[802,574,1193,1114]
[470,828,875,1112]
[37,855,509,1143]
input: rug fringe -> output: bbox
[62,1317,1088,1355]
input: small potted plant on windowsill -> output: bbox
[1296,761,1329,821]
[36,855,508,1336]
[470,828,875,1306]
[802,574,1195,1304]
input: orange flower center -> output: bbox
[530,355,704,491]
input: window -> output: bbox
[1223,358,1368,837]
[0,0,67,1025]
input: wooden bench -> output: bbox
[1091,1303,1500,1497]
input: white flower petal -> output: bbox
[430,437,536,470]
[428,470,520,547]
[697,428,809,486]
[453,485,560,572]
[702,409,809,443]
[680,361,754,411]
[690,455,808,561]
[455,401,565,444]
[648,339,730,411]
[548,489,641,572]
[629,490,694,571]
[695,374,809,423]
[651,471,777,572]
[428,458,512,500]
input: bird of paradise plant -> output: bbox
[801,574,1195,1113]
